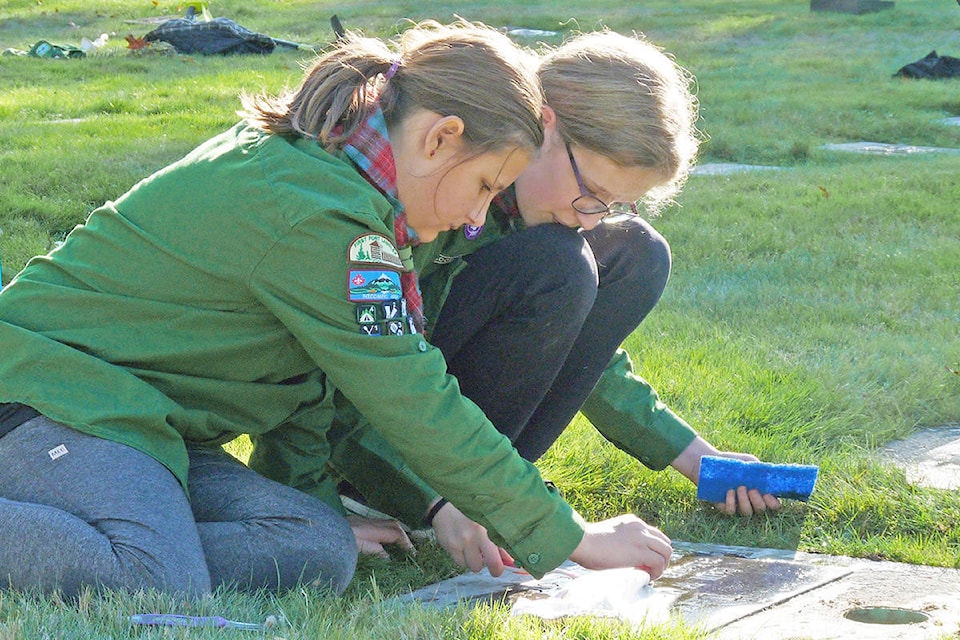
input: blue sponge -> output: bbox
[696,456,818,503]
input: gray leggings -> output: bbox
[0,416,356,598]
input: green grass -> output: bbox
[2,1,960,638]
[0,582,708,640]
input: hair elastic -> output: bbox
[383,58,401,81]
[423,497,448,527]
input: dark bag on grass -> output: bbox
[143,17,277,55]
[894,50,960,79]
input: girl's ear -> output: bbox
[423,115,466,160]
[541,104,557,130]
[539,104,562,153]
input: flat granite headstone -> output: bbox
[393,541,960,638]
[691,163,780,176]
[822,141,960,155]
[883,426,960,490]
[811,0,894,14]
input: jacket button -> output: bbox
[526,552,541,565]
[417,341,428,352]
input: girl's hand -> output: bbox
[347,515,414,558]
[716,483,782,516]
[671,437,782,516]
[430,500,513,576]
[702,451,782,516]
[568,514,672,580]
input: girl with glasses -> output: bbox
[330,30,781,575]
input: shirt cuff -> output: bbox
[481,483,586,579]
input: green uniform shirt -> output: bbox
[0,123,584,578]
[331,203,698,527]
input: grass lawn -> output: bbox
[1,1,958,638]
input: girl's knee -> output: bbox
[517,224,599,307]
[589,217,671,289]
[125,547,213,597]
[320,537,358,595]
[51,554,212,600]
[298,513,358,594]
[634,218,672,278]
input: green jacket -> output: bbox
[330,201,698,529]
[0,124,584,578]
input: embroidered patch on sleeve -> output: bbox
[359,323,383,336]
[348,270,402,302]
[381,299,402,319]
[356,303,381,324]
[348,233,404,269]
[355,301,414,336]
[385,320,406,336]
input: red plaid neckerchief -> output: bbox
[490,184,528,234]
[340,107,425,334]
[491,184,520,219]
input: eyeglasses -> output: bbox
[565,141,639,217]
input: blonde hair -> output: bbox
[538,31,700,214]
[241,20,543,154]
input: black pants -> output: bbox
[429,217,671,461]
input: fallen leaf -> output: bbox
[125,34,149,50]
[818,185,830,198]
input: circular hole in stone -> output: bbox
[844,607,929,625]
